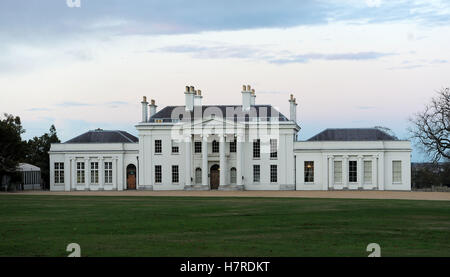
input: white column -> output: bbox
[113,157,118,190]
[379,152,384,190]
[185,135,192,186]
[118,155,124,191]
[358,155,363,188]
[85,158,90,190]
[343,155,348,188]
[71,158,76,190]
[236,135,242,186]
[99,157,104,191]
[219,135,226,186]
[202,135,208,187]
[328,156,334,190]
[373,155,378,189]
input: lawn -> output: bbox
[0,195,449,257]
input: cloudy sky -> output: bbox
[1,0,449,161]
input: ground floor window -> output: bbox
[304,161,314,183]
[392,161,402,183]
[90,162,99,184]
[104,162,113,184]
[230,167,237,184]
[54,162,64,183]
[364,160,372,184]
[334,160,342,183]
[195,168,202,184]
[349,161,357,183]
[155,165,162,183]
[253,165,260,183]
[76,162,85,184]
[270,165,277,183]
[172,165,179,183]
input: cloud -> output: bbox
[56,101,93,107]
[26,107,52,112]
[366,0,382,8]
[156,44,393,64]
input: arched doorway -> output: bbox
[210,164,220,190]
[126,164,137,190]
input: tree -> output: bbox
[409,88,450,162]
[0,114,26,189]
[25,125,60,190]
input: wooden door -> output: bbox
[127,165,137,190]
[210,165,220,190]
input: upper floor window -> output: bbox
[230,139,236,153]
[253,139,260,158]
[212,140,219,153]
[54,162,64,184]
[171,140,179,154]
[155,140,162,154]
[270,139,277,159]
[194,141,202,153]
[76,162,85,184]
[304,161,314,183]
[392,161,402,183]
[349,161,357,183]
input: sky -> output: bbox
[0,0,449,162]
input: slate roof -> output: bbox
[65,129,138,143]
[307,128,398,141]
[149,105,290,122]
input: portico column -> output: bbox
[236,135,242,186]
[185,135,192,186]
[373,155,378,189]
[99,157,104,191]
[328,156,334,190]
[85,157,90,191]
[202,135,208,187]
[219,135,226,186]
[358,155,363,188]
[343,155,348,188]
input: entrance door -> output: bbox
[126,164,137,190]
[210,164,220,190]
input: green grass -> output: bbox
[0,195,449,257]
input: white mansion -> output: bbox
[49,85,411,191]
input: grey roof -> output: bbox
[149,105,290,122]
[65,129,138,143]
[307,128,398,141]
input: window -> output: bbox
[334,161,343,183]
[230,167,237,184]
[253,139,260,158]
[54,162,64,183]
[155,139,162,154]
[172,165,179,183]
[76,162,85,184]
[171,140,179,154]
[270,165,277,183]
[195,168,202,184]
[155,165,162,183]
[392,161,402,183]
[270,139,278,159]
[349,161,357,183]
[230,139,236,153]
[155,119,163,123]
[364,161,372,184]
[90,162,99,184]
[253,165,260,182]
[304,161,314,183]
[212,140,219,153]
[194,141,202,153]
[104,162,113,184]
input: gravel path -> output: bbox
[3,190,450,201]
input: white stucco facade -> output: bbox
[49,85,411,191]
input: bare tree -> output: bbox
[409,88,450,162]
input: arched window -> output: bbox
[212,140,219,153]
[230,167,237,184]
[195,168,202,184]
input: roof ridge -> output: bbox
[114,130,134,143]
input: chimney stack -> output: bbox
[185,85,195,111]
[149,99,157,119]
[289,94,298,123]
[242,84,252,111]
[250,89,256,106]
[194,89,203,107]
[141,96,148,122]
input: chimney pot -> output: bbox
[143,96,147,102]
[242,85,246,91]
[247,85,251,91]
